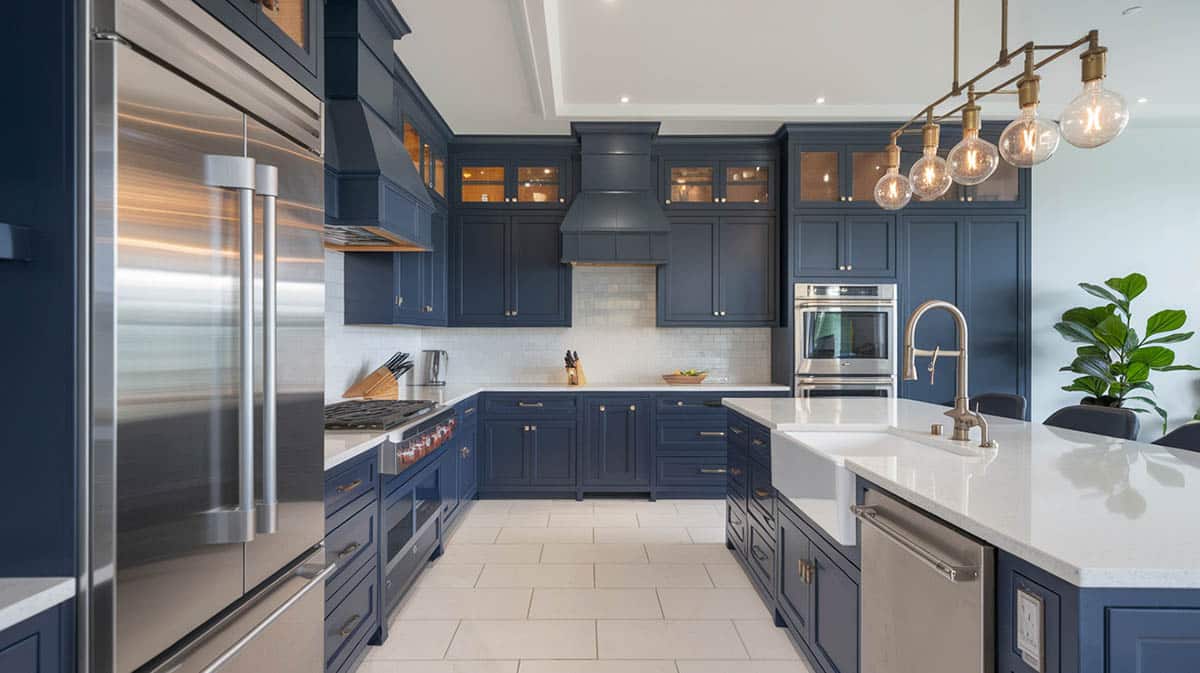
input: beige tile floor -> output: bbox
[361,499,813,673]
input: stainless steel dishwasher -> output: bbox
[853,489,995,673]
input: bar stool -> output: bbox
[1044,405,1140,440]
[969,393,1027,420]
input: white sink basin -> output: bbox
[771,430,982,545]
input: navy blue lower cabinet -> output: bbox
[438,448,461,526]
[323,450,380,673]
[1108,609,1200,672]
[582,395,652,490]
[455,401,479,501]
[529,420,577,487]
[776,510,814,640]
[480,420,532,488]
[0,600,73,673]
[810,545,860,673]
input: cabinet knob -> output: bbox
[959,196,966,202]
[629,404,636,411]
[530,425,537,431]
[523,425,529,431]
[425,305,433,312]
[665,199,671,205]
[838,265,846,271]
[846,265,853,271]
[846,196,854,202]
[966,196,974,202]
[839,196,846,202]
[720,197,727,203]
[676,400,684,406]
[720,311,727,316]
[559,197,565,203]
[713,197,720,203]
[599,405,606,412]
[713,311,719,316]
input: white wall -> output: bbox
[1032,126,1200,437]
[325,252,772,401]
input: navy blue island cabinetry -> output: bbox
[0,600,73,673]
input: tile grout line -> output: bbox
[730,617,753,660]
[441,618,463,661]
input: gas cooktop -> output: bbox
[323,399,438,430]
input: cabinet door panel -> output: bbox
[510,216,570,325]
[256,0,319,75]
[900,216,963,404]
[843,215,895,277]
[794,215,843,277]
[422,210,448,323]
[965,216,1026,401]
[795,146,843,204]
[663,161,717,207]
[453,215,509,324]
[530,420,577,486]
[343,252,397,325]
[458,422,479,498]
[584,397,651,487]
[394,251,424,322]
[481,420,530,487]
[777,514,813,640]
[812,545,860,673]
[721,161,774,208]
[718,217,775,323]
[659,217,717,323]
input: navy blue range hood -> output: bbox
[561,122,671,265]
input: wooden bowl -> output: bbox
[662,373,708,385]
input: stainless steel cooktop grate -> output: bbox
[323,400,437,430]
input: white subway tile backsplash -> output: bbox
[325,252,771,400]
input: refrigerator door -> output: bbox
[109,45,252,673]
[244,117,326,590]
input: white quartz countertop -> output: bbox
[723,397,1200,588]
[324,382,789,470]
[0,578,73,633]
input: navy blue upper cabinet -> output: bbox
[196,0,322,95]
[658,216,777,327]
[583,396,652,488]
[793,215,895,279]
[451,214,571,326]
[454,149,573,208]
[342,211,449,326]
[661,160,718,208]
[657,138,778,211]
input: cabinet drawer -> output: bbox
[657,418,729,453]
[483,394,577,417]
[726,498,748,548]
[656,394,727,415]
[748,459,775,529]
[656,456,728,488]
[324,560,378,673]
[727,414,750,447]
[749,425,771,466]
[748,518,776,594]
[727,451,748,510]
[325,453,377,523]
[385,516,440,614]
[324,500,378,598]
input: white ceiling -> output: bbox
[392,0,1200,135]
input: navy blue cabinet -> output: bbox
[899,214,1029,407]
[530,420,578,487]
[793,214,895,279]
[455,155,572,208]
[481,420,530,488]
[456,399,480,501]
[451,214,571,327]
[582,395,652,490]
[480,419,577,491]
[660,158,777,210]
[196,0,322,95]
[342,211,449,327]
[811,545,860,673]
[0,601,73,673]
[658,215,777,326]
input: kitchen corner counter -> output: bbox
[723,396,1200,588]
[0,577,73,633]
[325,382,789,470]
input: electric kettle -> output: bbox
[423,349,448,386]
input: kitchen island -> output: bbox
[721,396,1200,673]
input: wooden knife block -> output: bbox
[343,366,400,400]
[566,362,587,386]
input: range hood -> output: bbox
[561,122,671,265]
[323,0,433,251]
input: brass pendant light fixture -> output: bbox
[874,0,1129,209]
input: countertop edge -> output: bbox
[0,577,74,633]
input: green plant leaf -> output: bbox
[1076,345,1108,359]
[1157,364,1200,372]
[1105,273,1148,301]
[1054,321,1104,346]
[1143,331,1194,345]
[1080,282,1128,311]
[1093,315,1131,351]
[1126,361,1151,382]
[1126,381,1156,393]
[1063,376,1108,397]
[1130,346,1176,368]
[1063,305,1115,329]
[1146,309,1187,336]
[1068,356,1114,380]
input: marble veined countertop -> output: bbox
[324,382,789,470]
[723,397,1200,588]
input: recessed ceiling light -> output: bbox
[619,95,630,104]
[1122,5,1143,15]
[1137,96,1149,103]
[815,97,827,104]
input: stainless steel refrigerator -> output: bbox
[84,2,327,672]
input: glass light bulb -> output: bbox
[1060,79,1129,148]
[947,129,1000,185]
[999,105,1061,167]
[874,167,912,210]
[909,147,953,200]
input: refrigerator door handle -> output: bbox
[255,164,279,535]
[204,154,258,544]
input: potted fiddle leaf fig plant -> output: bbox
[1055,272,1199,432]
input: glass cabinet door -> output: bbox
[848,147,890,203]
[665,163,716,206]
[900,147,961,203]
[403,122,421,172]
[259,0,307,48]
[515,165,562,205]
[255,0,317,74]
[434,157,446,198]
[722,163,772,206]
[460,165,506,204]
[967,158,1020,203]
[796,148,842,204]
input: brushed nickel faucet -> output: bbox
[902,299,994,446]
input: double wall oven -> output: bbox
[794,283,898,397]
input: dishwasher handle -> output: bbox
[851,504,978,582]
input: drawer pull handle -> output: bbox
[754,488,771,498]
[751,439,766,446]
[337,614,361,638]
[699,431,726,438]
[752,546,769,562]
[729,467,742,477]
[703,400,723,407]
[518,401,544,408]
[335,479,363,494]
[699,467,727,475]
[728,427,745,435]
[464,407,476,416]
[798,560,814,584]
[337,542,360,559]
[676,400,684,406]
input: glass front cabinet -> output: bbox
[456,158,569,208]
[662,159,775,209]
[196,0,321,94]
[403,121,447,201]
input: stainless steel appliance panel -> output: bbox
[858,489,995,673]
[794,283,897,378]
[244,118,326,591]
[111,45,252,673]
[795,376,895,399]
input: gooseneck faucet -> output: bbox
[902,299,989,444]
